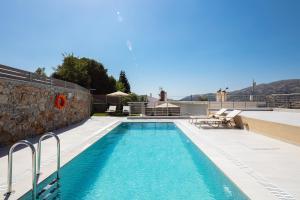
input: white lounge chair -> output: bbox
[123,106,130,115]
[209,108,228,118]
[105,106,117,113]
[195,110,242,128]
[189,108,228,124]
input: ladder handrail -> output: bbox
[6,140,37,200]
[37,132,60,179]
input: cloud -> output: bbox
[126,40,133,51]
[116,11,123,22]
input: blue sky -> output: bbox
[0,0,299,98]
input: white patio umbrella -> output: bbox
[106,91,130,109]
[107,91,130,97]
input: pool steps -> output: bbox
[37,178,59,200]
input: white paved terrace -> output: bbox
[240,110,300,127]
[176,120,300,200]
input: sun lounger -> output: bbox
[189,116,205,123]
[208,108,228,118]
[195,110,242,128]
[189,108,228,124]
[123,106,130,115]
[105,105,117,113]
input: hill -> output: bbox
[180,79,300,101]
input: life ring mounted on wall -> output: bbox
[55,94,67,110]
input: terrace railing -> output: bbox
[0,64,88,92]
[128,98,270,117]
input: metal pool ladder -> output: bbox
[5,140,37,200]
[36,132,61,199]
[37,132,60,179]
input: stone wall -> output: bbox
[0,78,91,145]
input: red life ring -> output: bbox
[55,94,66,110]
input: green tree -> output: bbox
[116,81,126,92]
[108,76,117,92]
[198,96,208,101]
[35,67,47,77]
[121,93,143,105]
[119,70,131,93]
[52,54,116,94]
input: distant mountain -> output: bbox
[181,93,214,101]
[180,79,300,101]
[230,79,300,95]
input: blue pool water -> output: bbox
[22,122,248,200]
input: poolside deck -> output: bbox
[177,120,300,200]
[0,116,299,199]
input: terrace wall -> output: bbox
[0,78,91,145]
[235,115,300,145]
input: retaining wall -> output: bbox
[235,115,300,146]
[0,78,91,145]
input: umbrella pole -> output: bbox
[119,97,122,113]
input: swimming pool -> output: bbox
[21,122,248,200]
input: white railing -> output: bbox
[128,99,270,117]
[0,64,88,92]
